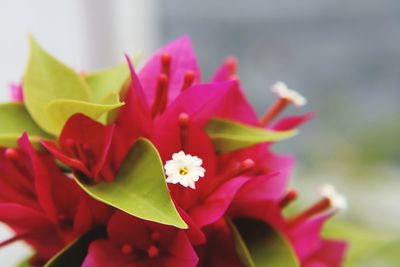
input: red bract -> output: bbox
[82,211,198,267]
[105,55,153,174]
[286,212,347,266]
[0,134,112,265]
[41,114,115,183]
[303,239,347,267]
[195,219,243,267]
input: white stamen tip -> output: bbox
[320,184,348,211]
[271,81,307,107]
[164,151,205,189]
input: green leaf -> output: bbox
[85,63,129,103]
[23,37,91,135]
[0,102,52,147]
[74,138,187,229]
[45,97,124,134]
[84,52,141,104]
[205,118,298,153]
[229,218,298,267]
[44,228,106,267]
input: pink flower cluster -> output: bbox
[0,37,347,266]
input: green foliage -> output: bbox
[23,37,91,135]
[205,118,297,153]
[45,98,124,131]
[229,218,299,267]
[75,138,187,229]
[23,37,128,135]
[0,102,52,147]
[84,62,130,103]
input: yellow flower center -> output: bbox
[179,167,189,175]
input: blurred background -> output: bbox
[0,0,399,266]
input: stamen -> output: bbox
[178,113,190,151]
[161,53,172,76]
[204,158,254,196]
[179,167,189,175]
[151,74,169,118]
[4,148,19,161]
[225,56,238,76]
[288,198,331,227]
[230,74,241,85]
[259,98,289,127]
[239,159,255,173]
[222,159,255,182]
[181,71,196,92]
[272,81,306,107]
[121,244,133,254]
[279,189,298,208]
[320,184,347,211]
[147,245,159,258]
[259,82,306,127]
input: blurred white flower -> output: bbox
[320,183,348,211]
[271,81,307,107]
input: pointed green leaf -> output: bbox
[45,97,124,134]
[23,37,91,135]
[0,102,52,147]
[84,52,141,103]
[229,218,298,267]
[205,118,298,153]
[85,64,128,103]
[44,228,106,267]
[74,138,187,229]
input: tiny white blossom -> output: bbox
[164,151,205,189]
[320,184,348,211]
[271,81,307,107]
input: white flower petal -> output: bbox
[271,81,306,107]
[164,151,205,190]
[320,183,348,211]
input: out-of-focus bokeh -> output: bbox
[0,0,399,266]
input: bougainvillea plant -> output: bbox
[0,36,347,267]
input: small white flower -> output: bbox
[271,81,307,107]
[164,151,205,189]
[320,184,348,211]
